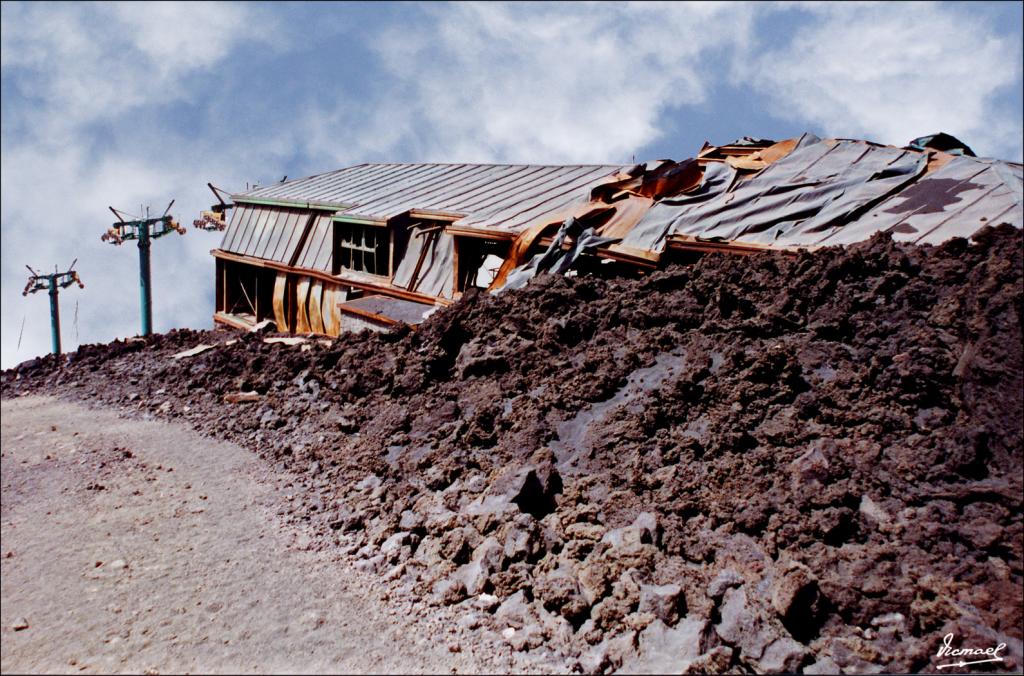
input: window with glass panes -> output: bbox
[335,221,390,276]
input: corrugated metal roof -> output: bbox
[236,163,623,231]
[220,204,312,264]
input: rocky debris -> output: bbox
[580,630,640,673]
[456,537,504,596]
[770,559,823,642]
[716,584,807,673]
[619,617,708,674]
[637,583,683,625]
[707,569,745,600]
[4,225,1022,673]
[12,617,30,631]
[535,567,589,623]
[803,655,842,675]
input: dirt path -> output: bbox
[0,396,494,674]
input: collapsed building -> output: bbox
[206,132,1023,335]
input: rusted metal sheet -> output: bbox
[308,280,326,334]
[321,284,346,337]
[272,272,289,332]
[294,276,312,333]
[724,137,802,171]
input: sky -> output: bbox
[2,0,1022,368]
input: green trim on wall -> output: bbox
[330,215,387,227]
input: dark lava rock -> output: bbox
[4,226,1022,672]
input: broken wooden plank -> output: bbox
[263,336,307,346]
[223,391,261,403]
[249,319,276,333]
[172,343,217,360]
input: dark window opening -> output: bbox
[456,237,511,292]
[335,221,390,276]
[217,259,276,322]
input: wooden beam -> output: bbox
[388,226,396,279]
[213,311,254,330]
[666,237,809,256]
[406,230,436,294]
[452,235,461,296]
[330,215,387,227]
[601,244,661,268]
[211,249,454,307]
[445,225,516,241]
[337,303,401,326]
[408,209,464,222]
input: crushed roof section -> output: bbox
[663,135,931,247]
[222,133,1022,279]
[821,156,1023,246]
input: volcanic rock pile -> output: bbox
[5,225,1022,673]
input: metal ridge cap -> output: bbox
[231,196,351,211]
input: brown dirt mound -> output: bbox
[4,224,1022,673]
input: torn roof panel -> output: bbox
[664,137,930,246]
[392,229,456,299]
[816,155,1023,246]
[620,161,738,253]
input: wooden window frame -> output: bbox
[333,220,391,278]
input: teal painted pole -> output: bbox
[48,276,62,355]
[138,222,152,336]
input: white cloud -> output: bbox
[1,1,278,368]
[363,2,757,164]
[746,2,1023,159]
[0,2,271,143]
[307,1,1020,164]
